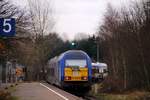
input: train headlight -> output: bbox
[65,76,71,80]
[82,76,87,80]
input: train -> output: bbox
[92,62,108,82]
[46,50,92,88]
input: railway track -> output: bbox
[45,81,97,100]
[82,95,97,100]
[62,86,97,100]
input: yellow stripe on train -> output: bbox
[64,67,88,81]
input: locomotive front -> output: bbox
[60,50,92,87]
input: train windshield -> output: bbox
[65,59,87,67]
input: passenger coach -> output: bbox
[46,50,92,88]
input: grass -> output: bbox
[9,96,19,100]
[92,91,150,100]
[89,83,150,100]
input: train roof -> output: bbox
[92,62,107,68]
[48,50,91,63]
[48,56,58,64]
[62,50,87,55]
[58,50,89,60]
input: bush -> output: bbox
[99,76,125,93]
[0,91,18,100]
[0,91,11,100]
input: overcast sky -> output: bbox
[10,0,134,40]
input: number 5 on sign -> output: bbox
[0,18,16,37]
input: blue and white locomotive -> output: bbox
[46,50,92,88]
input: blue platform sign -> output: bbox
[0,18,16,37]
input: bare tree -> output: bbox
[27,0,55,38]
[0,0,18,18]
[23,0,56,80]
[98,1,150,91]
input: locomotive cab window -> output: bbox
[65,59,87,67]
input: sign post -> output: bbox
[0,18,16,37]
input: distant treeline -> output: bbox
[97,0,150,92]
